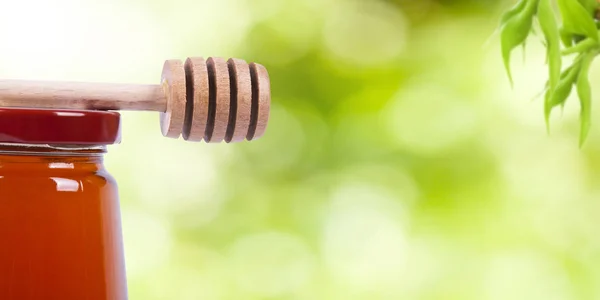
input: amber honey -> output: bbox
[0,145,127,299]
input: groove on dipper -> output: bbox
[205,58,217,142]
[247,63,259,140]
[225,59,238,143]
[182,62,194,140]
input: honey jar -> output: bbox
[0,108,127,299]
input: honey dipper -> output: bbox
[0,57,271,143]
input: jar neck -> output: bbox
[0,143,106,155]
[0,143,106,169]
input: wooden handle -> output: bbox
[0,80,166,111]
[0,56,271,143]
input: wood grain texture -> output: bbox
[160,59,186,138]
[226,58,252,143]
[205,57,230,143]
[183,57,210,142]
[248,63,271,140]
[0,80,166,111]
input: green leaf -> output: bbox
[548,57,582,108]
[500,0,529,24]
[538,0,562,89]
[539,0,562,131]
[500,0,538,86]
[576,51,596,147]
[558,0,599,41]
[544,63,578,130]
[544,89,553,133]
[577,0,599,15]
[560,26,575,47]
[562,37,600,55]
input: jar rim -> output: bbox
[0,108,121,145]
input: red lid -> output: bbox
[0,108,121,145]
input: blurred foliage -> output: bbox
[4,0,600,299]
[108,0,600,299]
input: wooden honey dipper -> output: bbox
[0,57,271,143]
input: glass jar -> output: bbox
[0,108,127,300]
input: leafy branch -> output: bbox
[499,0,600,146]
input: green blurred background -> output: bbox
[3,0,600,299]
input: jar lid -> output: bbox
[0,108,121,145]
